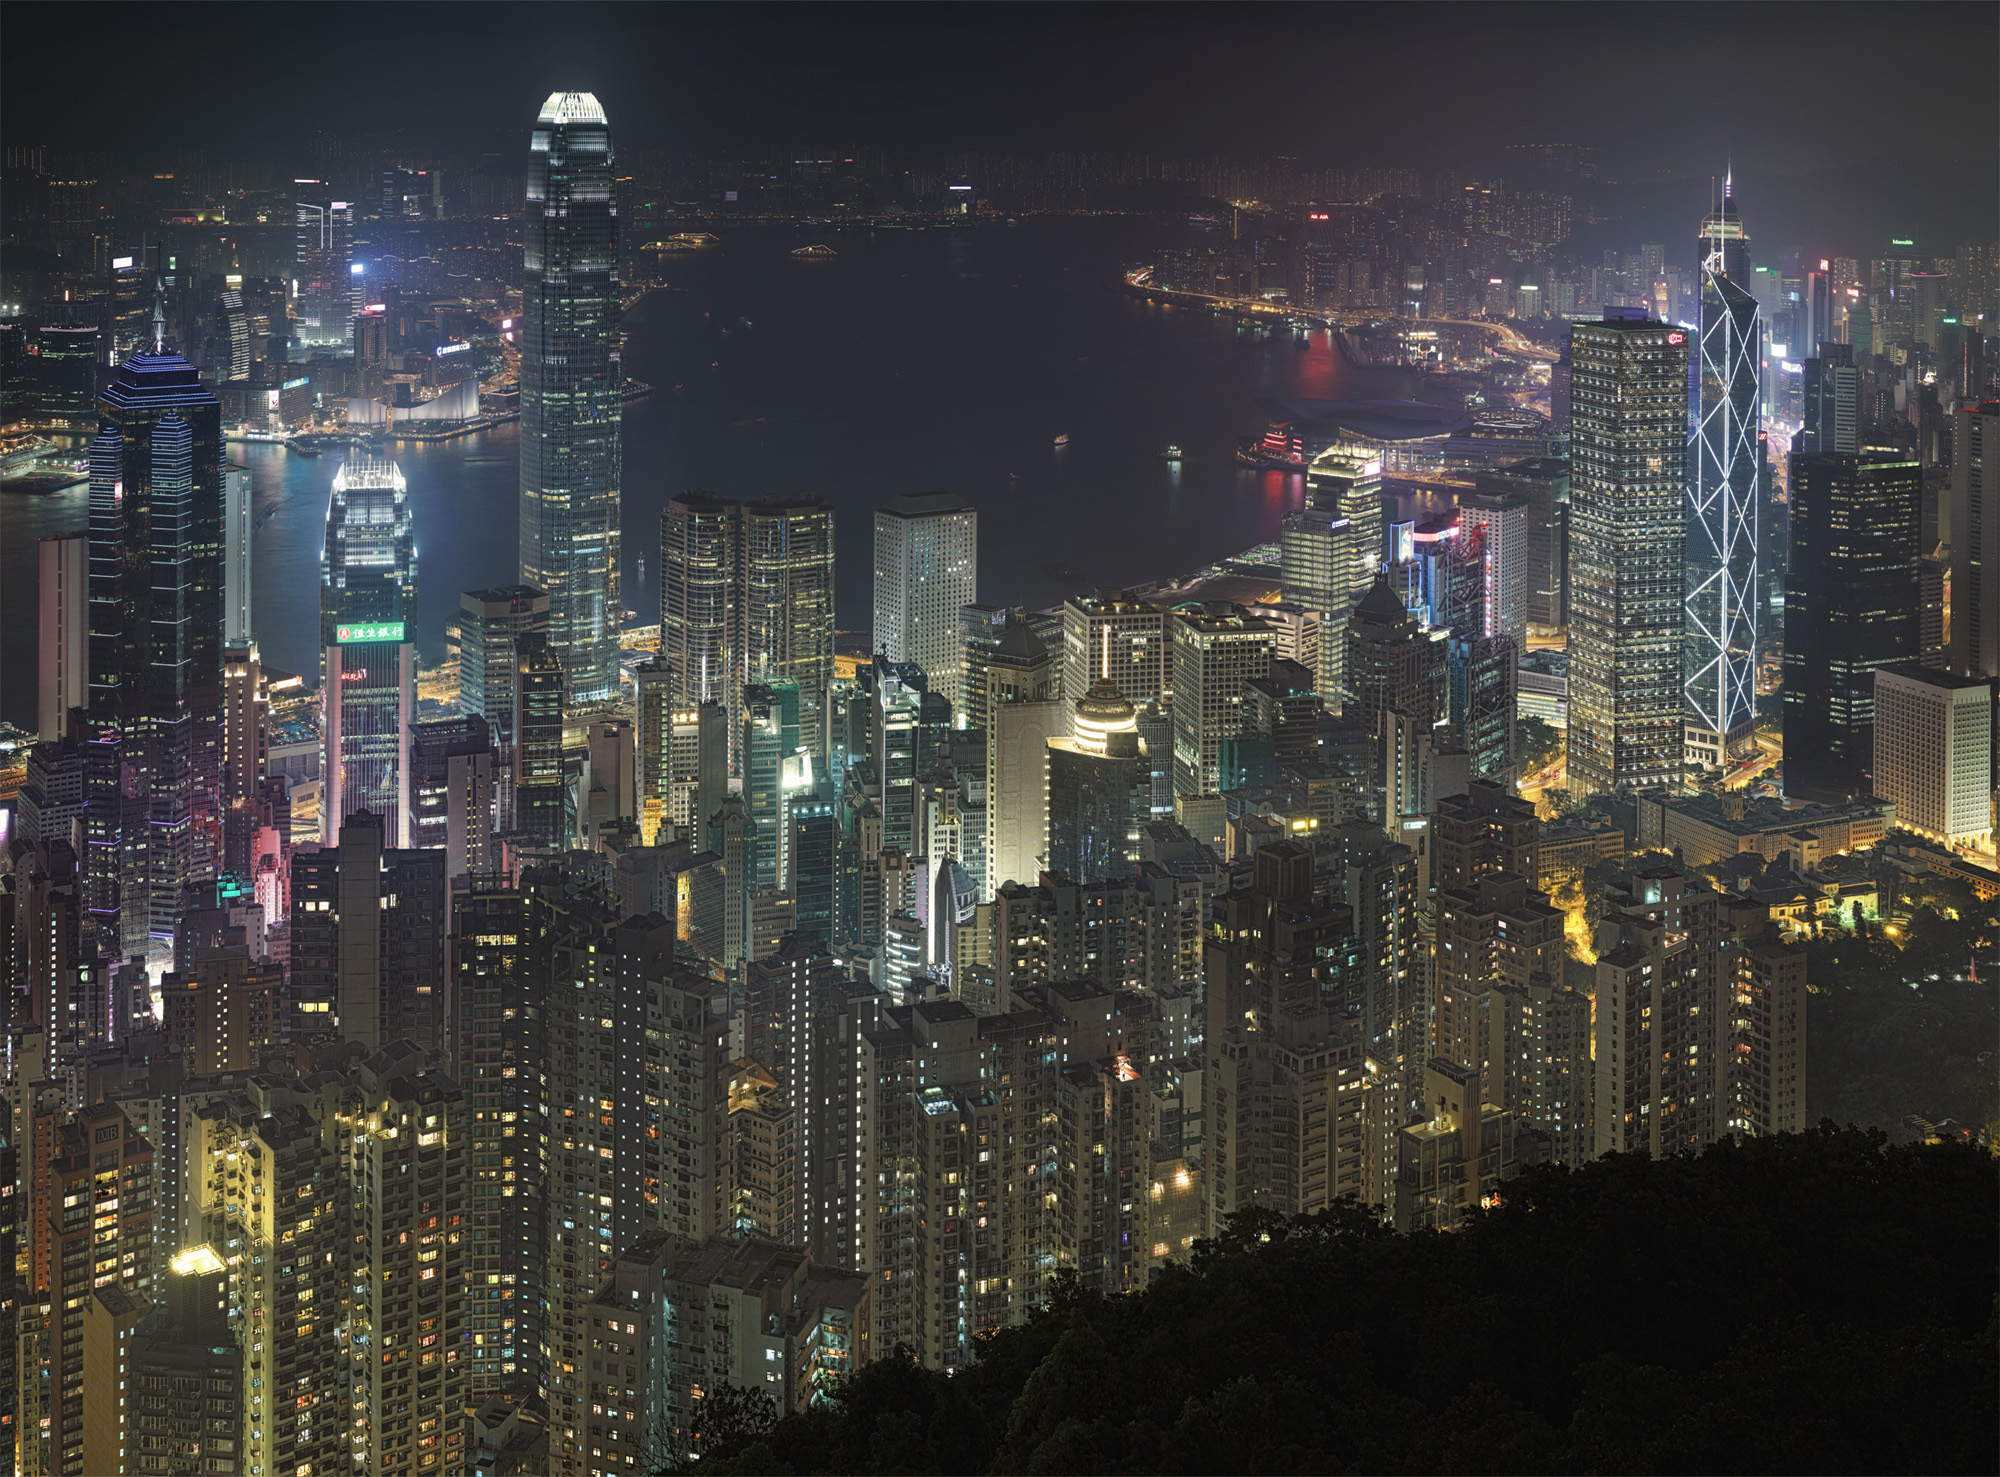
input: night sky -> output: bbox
[6,3,1994,177]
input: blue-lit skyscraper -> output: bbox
[520,91,622,704]
[86,310,224,957]
[322,455,416,844]
[1686,177,1762,770]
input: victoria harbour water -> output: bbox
[1,218,1435,729]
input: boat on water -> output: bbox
[791,244,837,258]
[1053,433,1070,448]
[1159,445,1183,462]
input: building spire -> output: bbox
[151,274,166,353]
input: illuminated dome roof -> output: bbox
[1077,679,1136,726]
[1073,679,1138,754]
[539,92,607,126]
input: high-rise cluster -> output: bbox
[43,100,2000,1477]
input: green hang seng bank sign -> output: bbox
[336,622,407,644]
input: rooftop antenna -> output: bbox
[151,275,166,354]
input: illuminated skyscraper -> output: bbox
[519,92,622,703]
[661,490,737,714]
[874,491,977,710]
[1281,493,1356,706]
[1304,446,1383,595]
[86,321,225,956]
[1060,588,1170,707]
[293,189,354,346]
[1170,604,1274,798]
[1685,177,1762,771]
[743,495,837,755]
[321,454,416,845]
[661,491,837,763]
[224,464,253,645]
[216,286,251,381]
[1566,311,1689,796]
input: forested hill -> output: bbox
[685,1127,1997,1476]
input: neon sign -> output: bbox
[1666,332,1686,345]
[336,622,405,643]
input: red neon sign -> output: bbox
[1666,332,1685,345]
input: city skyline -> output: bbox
[0,6,1995,1475]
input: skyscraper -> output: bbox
[321,454,416,846]
[1566,311,1689,796]
[874,490,977,710]
[37,532,85,741]
[1686,186,1763,772]
[661,491,837,761]
[458,585,551,746]
[289,811,447,1052]
[514,630,568,849]
[1343,574,1446,737]
[519,92,622,703]
[1045,681,1149,882]
[743,494,837,755]
[1694,179,1751,285]
[1782,448,1921,801]
[1872,665,1994,850]
[47,1103,154,1476]
[216,286,251,381]
[1169,603,1275,799]
[225,463,253,646]
[984,616,1063,895]
[1799,342,1860,455]
[661,489,738,712]
[743,678,804,891]
[1304,446,1384,592]
[1059,588,1170,707]
[1949,402,1998,678]
[293,190,354,347]
[86,323,225,957]
[411,713,499,880]
[1280,493,1356,706]
[1456,489,1531,648]
[1593,866,1727,1158]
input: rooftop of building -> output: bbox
[1876,662,1995,692]
[878,488,973,519]
[537,91,607,126]
[1642,790,1893,836]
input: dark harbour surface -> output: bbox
[2,217,1455,726]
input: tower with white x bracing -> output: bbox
[1686,172,1762,770]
